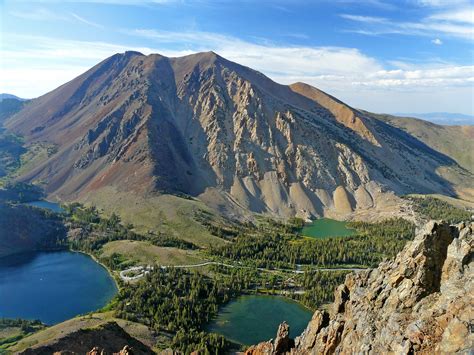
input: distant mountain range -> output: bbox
[0,93,27,102]
[0,95,28,123]
[394,112,474,125]
[2,51,473,220]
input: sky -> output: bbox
[0,0,473,116]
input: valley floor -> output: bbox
[1,187,472,353]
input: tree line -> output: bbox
[408,196,471,223]
[210,218,416,269]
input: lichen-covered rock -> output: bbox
[248,221,473,354]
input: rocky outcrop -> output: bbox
[246,221,473,354]
[246,322,295,355]
[20,322,153,355]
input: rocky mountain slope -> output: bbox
[0,97,27,124]
[0,202,66,257]
[5,51,471,219]
[246,220,473,354]
[367,111,474,175]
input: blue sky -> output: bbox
[0,0,473,115]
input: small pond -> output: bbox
[300,218,356,239]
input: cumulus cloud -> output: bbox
[431,38,443,45]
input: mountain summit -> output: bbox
[5,51,470,219]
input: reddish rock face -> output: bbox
[247,221,473,354]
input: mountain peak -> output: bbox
[4,51,467,219]
[123,50,144,57]
[170,50,222,68]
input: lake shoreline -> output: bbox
[14,199,120,292]
[0,247,120,293]
[72,249,121,291]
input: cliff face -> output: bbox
[5,51,469,219]
[246,221,473,354]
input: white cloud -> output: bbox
[127,29,384,77]
[70,13,104,28]
[431,38,443,45]
[0,35,163,98]
[335,0,397,10]
[0,67,91,99]
[340,14,388,24]
[342,3,474,40]
[10,7,104,28]
[9,8,69,21]
[429,6,474,24]
[0,32,473,114]
[415,0,470,7]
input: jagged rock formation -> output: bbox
[246,221,473,354]
[246,322,295,355]
[5,51,470,219]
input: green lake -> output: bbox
[207,295,312,345]
[300,218,356,238]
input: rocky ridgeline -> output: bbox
[246,221,473,354]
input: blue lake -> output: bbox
[24,200,65,213]
[0,251,117,325]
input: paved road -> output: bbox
[119,261,366,281]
